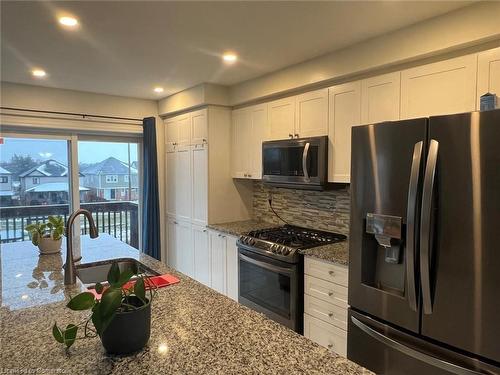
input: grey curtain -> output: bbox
[141,117,160,259]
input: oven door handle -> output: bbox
[239,253,292,274]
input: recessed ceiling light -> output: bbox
[59,16,78,27]
[222,52,238,64]
[154,87,164,93]
[32,69,47,78]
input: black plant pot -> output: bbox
[100,296,151,355]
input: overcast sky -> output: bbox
[0,138,138,165]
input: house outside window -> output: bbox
[105,175,118,183]
[32,177,40,184]
[124,174,129,183]
[0,176,8,183]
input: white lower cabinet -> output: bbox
[192,224,210,286]
[304,257,348,357]
[225,235,239,301]
[175,220,194,277]
[209,230,227,294]
[304,314,347,357]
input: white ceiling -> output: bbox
[1,1,473,100]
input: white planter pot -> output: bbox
[38,237,62,255]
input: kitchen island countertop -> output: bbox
[0,234,368,374]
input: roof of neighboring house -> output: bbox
[25,182,89,193]
[0,166,12,175]
[82,157,137,175]
[0,191,13,196]
[19,159,84,178]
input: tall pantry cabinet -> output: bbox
[164,107,252,298]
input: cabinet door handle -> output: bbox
[327,344,333,349]
[203,229,207,233]
[294,133,299,138]
[329,270,335,276]
[288,133,293,138]
[248,174,252,178]
[328,292,333,297]
[173,221,178,224]
[328,313,334,317]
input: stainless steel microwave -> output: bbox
[262,136,328,190]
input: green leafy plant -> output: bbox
[25,215,65,246]
[52,261,155,349]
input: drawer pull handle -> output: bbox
[329,271,335,276]
[328,313,333,317]
[328,292,333,296]
[327,344,333,349]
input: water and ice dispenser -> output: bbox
[362,213,405,296]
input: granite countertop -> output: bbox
[207,219,278,237]
[208,220,349,266]
[0,234,369,375]
[299,240,350,266]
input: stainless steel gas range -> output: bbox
[237,225,346,333]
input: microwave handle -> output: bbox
[302,142,310,181]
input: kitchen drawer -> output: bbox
[304,294,348,330]
[305,274,348,309]
[305,257,348,287]
[304,314,347,357]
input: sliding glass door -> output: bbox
[0,133,142,250]
[78,139,141,249]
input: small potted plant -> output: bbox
[52,261,155,355]
[25,215,65,255]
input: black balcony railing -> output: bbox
[0,201,139,248]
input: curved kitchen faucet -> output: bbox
[64,209,98,285]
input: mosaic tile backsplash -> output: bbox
[253,181,350,235]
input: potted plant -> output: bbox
[25,215,65,255]
[52,261,155,355]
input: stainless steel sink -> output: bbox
[76,258,160,287]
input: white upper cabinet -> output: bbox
[191,109,208,145]
[166,151,177,217]
[231,104,268,179]
[231,108,252,178]
[296,88,329,137]
[361,72,401,125]
[249,104,268,179]
[477,47,500,108]
[174,145,192,221]
[401,54,477,119]
[328,81,361,183]
[191,144,208,226]
[268,97,296,140]
[165,118,178,153]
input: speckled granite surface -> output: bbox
[207,220,279,237]
[0,234,370,374]
[299,241,350,266]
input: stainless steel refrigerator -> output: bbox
[348,109,500,375]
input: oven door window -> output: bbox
[239,253,292,319]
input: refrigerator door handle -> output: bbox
[351,316,484,375]
[420,139,439,315]
[406,141,423,312]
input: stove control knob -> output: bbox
[270,244,277,252]
[277,245,285,254]
[282,248,290,255]
[249,238,256,246]
[241,236,249,245]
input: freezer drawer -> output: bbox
[348,309,499,375]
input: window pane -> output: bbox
[78,140,140,249]
[0,137,70,243]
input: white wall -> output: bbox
[0,82,167,263]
